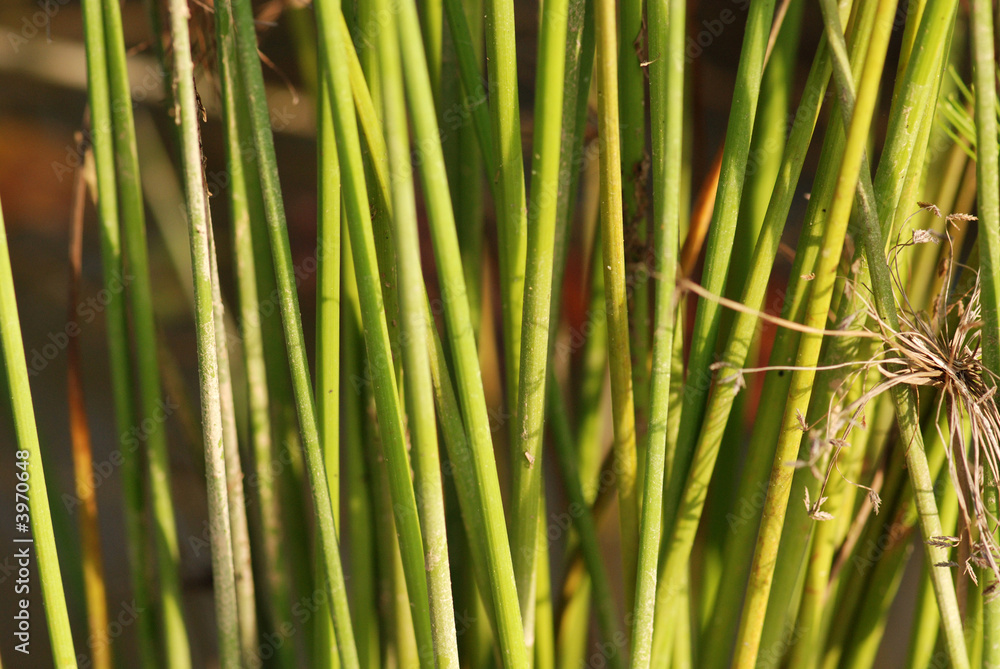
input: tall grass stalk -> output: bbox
[225,0,361,664]
[390,0,532,660]
[100,0,194,659]
[213,8,299,667]
[658,10,840,661]
[164,0,240,664]
[67,161,110,669]
[594,0,640,609]
[546,375,624,669]
[80,1,157,664]
[969,0,1000,658]
[315,62,343,669]
[822,0,970,663]
[484,0,528,413]
[378,0,460,662]
[751,0,889,653]
[315,0,441,662]
[728,1,951,665]
[0,198,76,667]
[619,0,649,466]
[341,231,380,668]
[331,7,529,660]
[630,0,684,661]
[208,223,258,666]
[15,0,1000,665]
[508,0,570,639]
[662,0,775,555]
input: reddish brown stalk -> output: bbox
[680,143,723,278]
[69,139,112,669]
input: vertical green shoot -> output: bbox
[0,202,77,667]
[631,0,684,661]
[594,0,640,611]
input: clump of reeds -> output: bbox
[792,204,1000,592]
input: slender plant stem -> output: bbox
[729,1,929,664]
[318,0,440,662]
[99,0,194,662]
[444,0,487,332]
[534,494,555,669]
[968,0,1000,659]
[0,201,77,668]
[662,0,776,547]
[225,0,361,665]
[420,0,444,101]
[211,2,298,662]
[508,0,570,643]
[630,0,684,661]
[825,0,969,663]
[317,80,341,531]
[336,7,529,659]
[378,0,461,663]
[484,0,528,413]
[390,0,531,661]
[656,15,839,663]
[697,3,884,660]
[594,0,640,612]
[871,0,958,239]
[342,231,380,668]
[751,0,889,651]
[546,374,625,669]
[314,39,344,666]
[208,225,258,667]
[80,2,157,665]
[440,0,498,180]
[165,0,240,665]
[619,0,649,469]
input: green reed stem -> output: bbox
[969,0,1000,658]
[208,225,258,667]
[656,14,840,663]
[378,2,461,663]
[319,0,439,663]
[729,1,917,663]
[619,0,649,465]
[630,0,684,661]
[211,3,298,662]
[546,374,625,669]
[390,0,531,661]
[829,0,969,663]
[314,50,343,668]
[165,0,240,664]
[663,0,775,551]
[440,0,497,180]
[594,0,640,611]
[0,201,77,668]
[333,9,529,660]
[102,0,192,662]
[508,0,570,642]
[80,2,158,666]
[751,0,885,653]
[342,233,380,668]
[484,0,527,412]
[444,0,487,330]
[226,0,361,664]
